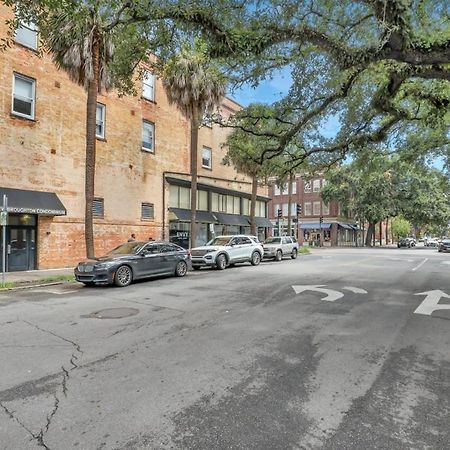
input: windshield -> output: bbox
[206,237,231,246]
[264,238,281,244]
[108,242,142,255]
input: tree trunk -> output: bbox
[287,172,293,237]
[385,218,389,244]
[84,31,100,259]
[379,221,383,246]
[365,222,374,247]
[189,111,199,248]
[250,175,258,236]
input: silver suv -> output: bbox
[263,236,299,261]
[191,235,263,270]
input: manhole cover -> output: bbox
[85,307,139,319]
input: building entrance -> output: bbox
[0,214,37,272]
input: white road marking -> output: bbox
[414,290,450,316]
[343,286,368,294]
[292,285,344,302]
[442,261,450,265]
[411,258,428,272]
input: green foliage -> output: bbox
[391,216,411,238]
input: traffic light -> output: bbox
[319,216,323,224]
[296,203,302,215]
[277,208,282,218]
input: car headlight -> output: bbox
[94,261,116,270]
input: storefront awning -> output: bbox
[299,222,332,230]
[213,212,250,226]
[338,223,354,230]
[253,217,274,228]
[169,208,216,223]
[0,187,66,215]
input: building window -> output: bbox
[322,202,330,215]
[92,198,104,218]
[304,180,312,193]
[96,103,105,139]
[290,203,297,216]
[282,203,289,217]
[15,20,38,50]
[313,179,321,192]
[274,185,281,196]
[274,203,280,217]
[202,146,212,169]
[197,190,208,210]
[280,182,296,195]
[292,181,297,194]
[142,120,155,152]
[242,198,250,215]
[304,202,312,216]
[141,202,154,220]
[313,201,321,215]
[256,201,265,217]
[142,71,155,101]
[12,73,35,119]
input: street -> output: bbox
[0,247,449,450]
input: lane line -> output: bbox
[412,258,428,272]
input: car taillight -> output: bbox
[187,250,191,257]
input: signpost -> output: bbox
[1,195,7,283]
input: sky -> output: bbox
[230,68,342,139]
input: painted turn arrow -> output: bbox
[414,290,450,316]
[292,285,344,302]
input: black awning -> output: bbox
[253,217,274,228]
[169,208,216,223]
[0,187,66,216]
[213,212,249,226]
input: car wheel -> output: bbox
[275,250,282,261]
[251,251,261,266]
[291,248,298,259]
[192,265,201,271]
[175,260,188,277]
[216,254,227,270]
[114,265,133,287]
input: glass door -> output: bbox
[8,228,36,271]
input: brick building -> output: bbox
[268,175,363,246]
[0,5,270,271]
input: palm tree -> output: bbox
[40,7,115,258]
[160,40,227,248]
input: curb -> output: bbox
[0,281,75,292]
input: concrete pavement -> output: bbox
[0,247,449,449]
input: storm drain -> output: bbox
[85,307,139,319]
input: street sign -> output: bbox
[0,211,7,226]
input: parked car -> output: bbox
[438,239,450,253]
[75,241,191,287]
[425,238,439,247]
[263,236,299,261]
[397,238,416,248]
[191,235,263,270]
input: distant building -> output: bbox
[267,175,363,246]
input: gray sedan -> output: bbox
[75,241,191,287]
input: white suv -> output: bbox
[191,235,263,270]
[263,236,299,261]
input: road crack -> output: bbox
[4,321,86,449]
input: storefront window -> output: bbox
[179,187,190,209]
[197,190,208,210]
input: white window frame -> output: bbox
[15,20,38,50]
[96,103,105,139]
[292,181,297,194]
[274,185,281,196]
[313,179,321,192]
[142,120,155,153]
[322,202,330,215]
[304,202,312,216]
[282,203,289,217]
[304,180,312,193]
[12,73,36,120]
[142,70,155,101]
[202,146,212,169]
[313,201,321,215]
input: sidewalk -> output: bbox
[1,267,74,285]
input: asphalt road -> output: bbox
[0,247,449,450]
